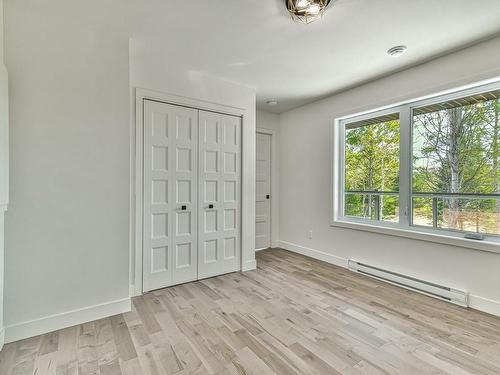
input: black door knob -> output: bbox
[209,204,214,209]
[181,205,187,210]
[266,195,270,199]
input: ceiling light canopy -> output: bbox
[286,0,331,24]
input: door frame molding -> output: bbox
[133,88,251,296]
[256,128,279,249]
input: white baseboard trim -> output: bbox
[5,297,131,344]
[242,259,257,272]
[276,240,348,269]
[277,240,500,318]
[469,295,500,317]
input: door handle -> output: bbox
[266,195,270,199]
[177,205,187,211]
[208,204,214,209]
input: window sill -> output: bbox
[330,219,500,255]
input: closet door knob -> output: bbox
[208,204,214,209]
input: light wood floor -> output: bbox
[1,249,500,375]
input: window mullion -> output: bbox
[398,106,411,228]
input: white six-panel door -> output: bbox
[143,100,199,292]
[143,100,241,292]
[172,104,199,285]
[198,111,241,279]
[255,132,271,249]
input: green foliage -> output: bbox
[345,120,399,220]
[413,99,500,231]
[344,97,500,234]
[413,102,499,195]
[345,120,400,192]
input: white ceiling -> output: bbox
[27,0,500,113]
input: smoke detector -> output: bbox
[387,45,407,57]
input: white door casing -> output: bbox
[198,111,241,279]
[135,89,255,297]
[255,132,271,250]
[143,100,198,292]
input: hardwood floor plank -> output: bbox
[39,331,59,356]
[289,342,343,375]
[111,314,138,361]
[135,344,165,375]
[99,357,123,375]
[231,346,274,375]
[119,357,143,375]
[133,298,162,335]
[0,340,16,375]
[33,352,57,375]
[55,326,78,375]
[11,336,41,375]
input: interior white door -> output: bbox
[198,111,241,279]
[255,132,271,249]
[143,100,198,292]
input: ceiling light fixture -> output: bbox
[387,45,407,57]
[266,100,278,106]
[286,0,331,24]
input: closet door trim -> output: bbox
[134,89,249,295]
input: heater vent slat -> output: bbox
[348,260,469,307]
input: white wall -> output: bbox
[1,6,257,342]
[0,0,7,208]
[4,2,131,341]
[0,0,8,348]
[278,36,500,316]
[130,40,257,290]
[257,110,280,133]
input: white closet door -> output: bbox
[143,100,198,292]
[255,132,271,249]
[198,111,241,279]
[172,104,198,285]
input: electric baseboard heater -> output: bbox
[348,260,469,307]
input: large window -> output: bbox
[336,82,500,246]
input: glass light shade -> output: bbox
[295,0,311,8]
[286,0,331,24]
[307,4,321,15]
